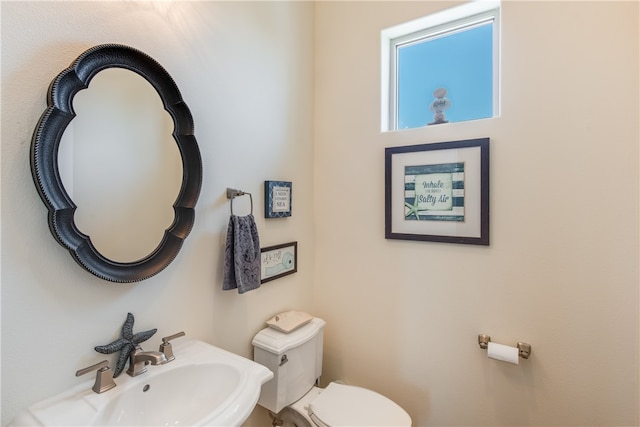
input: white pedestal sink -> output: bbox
[9,339,273,426]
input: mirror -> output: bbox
[59,69,181,262]
[31,44,202,283]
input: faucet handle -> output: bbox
[159,331,185,362]
[75,360,116,394]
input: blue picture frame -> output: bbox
[264,181,292,218]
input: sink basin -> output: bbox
[10,339,273,426]
[93,363,243,426]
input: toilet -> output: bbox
[252,317,412,427]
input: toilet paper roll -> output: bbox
[487,342,519,364]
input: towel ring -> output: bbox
[226,188,253,215]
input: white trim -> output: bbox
[381,1,500,132]
[382,0,500,40]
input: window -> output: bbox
[381,1,500,131]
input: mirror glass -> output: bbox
[58,69,182,262]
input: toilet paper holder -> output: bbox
[478,334,531,359]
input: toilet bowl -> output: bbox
[280,382,411,427]
[277,386,322,427]
[252,317,412,427]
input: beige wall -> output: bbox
[1,2,314,425]
[313,1,639,426]
[1,1,639,426]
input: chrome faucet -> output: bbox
[126,346,168,377]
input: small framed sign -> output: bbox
[264,180,292,218]
[261,242,297,283]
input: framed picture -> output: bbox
[385,138,489,245]
[261,242,297,283]
[264,181,292,218]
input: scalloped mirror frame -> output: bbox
[30,44,203,283]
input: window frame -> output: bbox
[381,1,501,131]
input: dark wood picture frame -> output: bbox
[260,241,297,283]
[385,138,489,245]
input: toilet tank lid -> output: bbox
[252,317,326,354]
[309,382,412,427]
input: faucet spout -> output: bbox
[127,346,168,377]
[138,351,168,365]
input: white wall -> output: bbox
[1,2,314,425]
[313,1,639,426]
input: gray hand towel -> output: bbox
[222,214,261,293]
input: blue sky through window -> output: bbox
[397,22,494,129]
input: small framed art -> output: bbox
[264,180,292,218]
[385,138,489,245]
[261,242,297,283]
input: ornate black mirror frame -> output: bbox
[30,44,203,283]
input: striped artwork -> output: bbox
[404,162,465,221]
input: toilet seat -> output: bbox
[307,382,411,427]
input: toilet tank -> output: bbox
[252,317,325,413]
